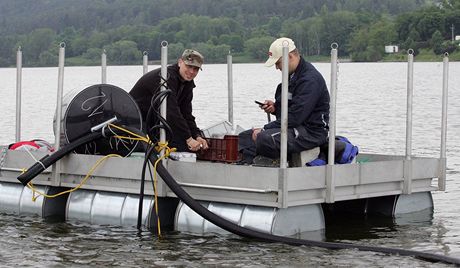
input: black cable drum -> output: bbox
[57,84,142,156]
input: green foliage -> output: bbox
[167,43,186,61]
[192,42,232,63]
[244,36,275,60]
[82,48,103,60]
[413,48,438,60]
[431,30,444,54]
[447,48,460,60]
[328,11,360,55]
[38,50,58,66]
[441,40,460,54]
[218,34,244,53]
[0,35,17,66]
[21,28,57,65]
[0,0,458,66]
[66,57,98,66]
[349,18,397,61]
[104,40,142,64]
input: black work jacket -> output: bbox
[129,64,201,142]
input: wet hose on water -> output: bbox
[17,127,460,266]
[148,152,460,266]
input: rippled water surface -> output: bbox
[0,61,459,267]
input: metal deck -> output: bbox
[0,146,440,209]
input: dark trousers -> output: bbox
[238,127,326,163]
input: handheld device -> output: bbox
[254,100,264,106]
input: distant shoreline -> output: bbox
[0,51,460,68]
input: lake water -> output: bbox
[0,61,459,267]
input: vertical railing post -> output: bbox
[279,44,289,168]
[156,41,169,197]
[138,43,168,228]
[439,53,449,191]
[403,49,414,194]
[143,51,148,74]
[227,52,234,131]
[52,42,66,186]
[15,46,23,142]
[159,41,168,156]
[101,49,107,84]
[277,43,289,208]
[326,43,338,203]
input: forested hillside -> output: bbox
[0,0,459,66]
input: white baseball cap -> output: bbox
[264,37,296,67]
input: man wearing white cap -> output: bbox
[238,37,330,165]
[130,49,208,152]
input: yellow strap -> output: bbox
[26,154,122,201]
[24,124,175,238]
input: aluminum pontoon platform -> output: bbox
[0,43,448,237]
[0,146,440,236]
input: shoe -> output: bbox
[234,154,254,165]
[252,155,280,167]
[234,159,250,165]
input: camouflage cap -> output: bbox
[181,49,204,69]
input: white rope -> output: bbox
[25,148,46,170]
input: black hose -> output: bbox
[17,127,460,265]
[145,88,173,140]
[136,145,157,229]
[146,152,460,265]
[17,132,103,186]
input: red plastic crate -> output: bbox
[197,135,241,163]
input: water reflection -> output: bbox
[325,210,434,241]
[1,211,457,267]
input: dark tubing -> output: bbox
[137,145,157,229]
[17,132,103,186]
[148,153,460,265]
[17,127,460,265]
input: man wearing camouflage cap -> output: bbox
[130,49,208,152]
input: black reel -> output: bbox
[62,84,142,156]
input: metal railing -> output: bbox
[10,42,450,201]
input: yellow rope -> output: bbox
[109,123,171,236]
[26,154,122,201]
[150,141,177,237]
[108,123,151,144]
[24,124,176,237]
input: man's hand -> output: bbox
[252,128,262,142]
[196,136,209,150]
[260,100,275,114]
[186,137,202,151]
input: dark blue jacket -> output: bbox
[264,57,329,145]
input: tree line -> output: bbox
[0,0,459,67]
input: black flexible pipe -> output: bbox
[145,89,173,140]
[136,145,157,229]
[17,132,103,186]
[17,127,460,265]
[147,152,460,265]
